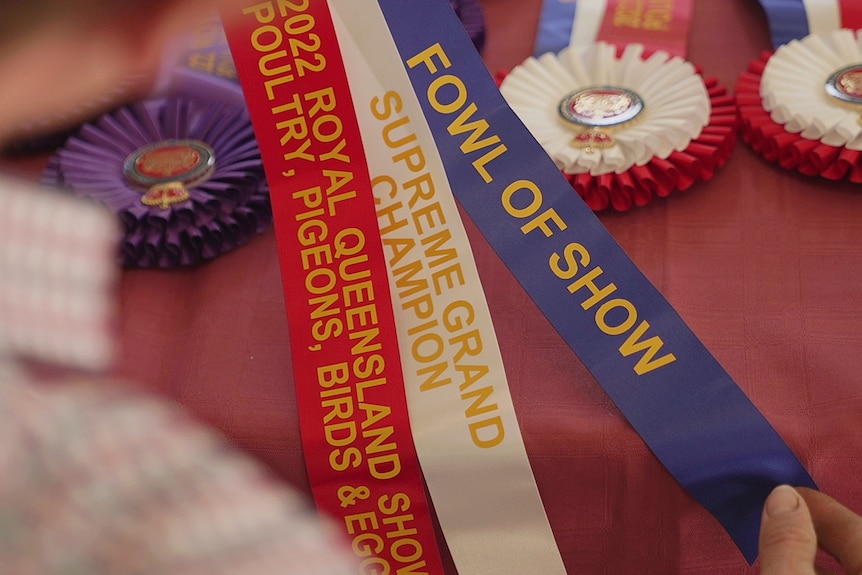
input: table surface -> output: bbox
[4,1,862,573]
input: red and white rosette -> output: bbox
[498,42,737,211]
[738,28,862,181]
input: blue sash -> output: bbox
[534,0,577,55]
[377,0,817,562]
[757,0,809,47]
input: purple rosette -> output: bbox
[42,96,271,268]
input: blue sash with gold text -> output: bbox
[378,0,817,562]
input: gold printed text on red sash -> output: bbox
[222,2,446,572]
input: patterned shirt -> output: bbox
[0,176,358,574]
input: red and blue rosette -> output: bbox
[42,96,271,268]
[498,42,737,212]
[738,28,862,182]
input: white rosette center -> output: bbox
[499,42,710,176]
[761,29,862,150]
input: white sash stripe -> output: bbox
[802,0,842,36]
[330,2,568,574]
[571,0,609,50]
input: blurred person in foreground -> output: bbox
[0,0,860,574]
[0,1,357,573]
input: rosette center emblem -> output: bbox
[558,86,644,152]
[827,65,862,101]
[825,65,862,124]
[124,139,216,209]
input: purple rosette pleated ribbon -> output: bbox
[42,96,271,268]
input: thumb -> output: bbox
[758,485,818,575]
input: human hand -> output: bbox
[759,485,862,574]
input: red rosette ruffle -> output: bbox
[737,52,862,182]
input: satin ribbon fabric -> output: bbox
[377,0,816,563]
[534,0,693,57]
[534,0,577,56]
[222,2,446,572]
[329,1,567,573]
[758,0,862,47]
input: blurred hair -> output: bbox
[0,0,113,37]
